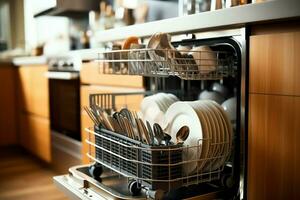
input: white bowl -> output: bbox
[211,82,230,98]
[189,46,217,73]
[198,90,225,104]
[221,97,237,122]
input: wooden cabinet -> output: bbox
[19,113,51,163]
[0,65,17,146]
[80,62,144,88]
[250,32,300,96]
[248,94,300,200]
[17,65,51,162]
[248,27,300,200]
[18,65,49,118]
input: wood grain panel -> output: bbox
[248,94,300,200]
[18,65,49,118]
[80,62,144,88]
[0,66,17,145]
[80,85,144,164]
[249,32,300,96]
[19,113,51,163]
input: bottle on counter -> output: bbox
[80,30,91,49]
[104,4,115,29]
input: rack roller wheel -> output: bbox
[221,174,234,188]
[88,163,103,179]
[128,180,141,196]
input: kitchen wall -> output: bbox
[0,1,10,51]
[24,0,69,53]
[0,0,25,50]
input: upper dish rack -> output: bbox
[96,48,237,80]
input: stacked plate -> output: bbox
[140,93,179,128]
[165,100,232,175]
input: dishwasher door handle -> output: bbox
[45,71,79,80]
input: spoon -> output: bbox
[146,121,155,145]
[84,106,100,126]
[163,133,172,146]
[176,126,190,144]
[153,123,165,145]
[139,119,151,145]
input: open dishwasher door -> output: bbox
[54,165,228,200]
[54,27,247,200]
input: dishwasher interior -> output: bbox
[54,28,246,200]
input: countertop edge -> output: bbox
[12,56,47,66]
[93,0,300,43]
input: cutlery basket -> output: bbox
[93,125,183,191]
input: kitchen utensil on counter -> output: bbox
[210,0,224,10]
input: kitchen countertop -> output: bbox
[5,0,300,65]
[12,56,47,66]
[93,0,300,43]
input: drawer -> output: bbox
[17,65,49,118]
[80,62,144,88]
[248,94,300,200]
[20,113,51,163]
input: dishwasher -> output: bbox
[54,27,247,200]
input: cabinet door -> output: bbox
[248,94,300,200]
[0,66,17,145]
[80,85,144,164]
[250,32,300,96]
[18,65,49,118]
[80,62,144,88]
[20,113,51,163]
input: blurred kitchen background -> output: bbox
[0,0,180,57]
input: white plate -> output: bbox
[141,93,178,129]
[165,102,203,175]
[206,100,232,169]
[189,102,212,173]
[197,102,220,171]
[202,101,225,170]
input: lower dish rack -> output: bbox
[85,126,230,194]
[85,91,232,197]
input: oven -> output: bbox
[47,57,82,173]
